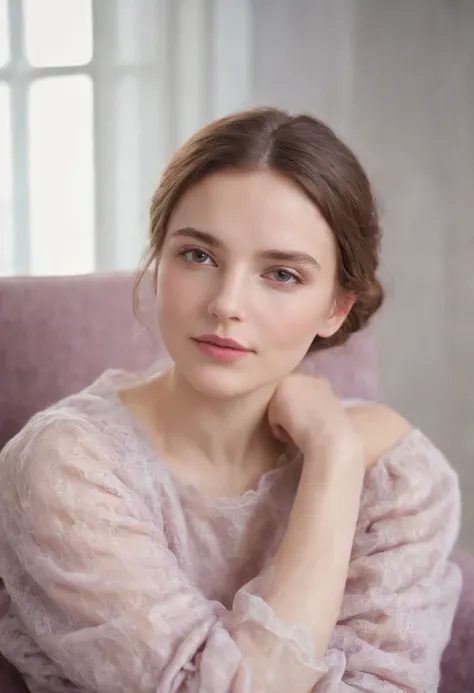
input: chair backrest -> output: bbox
[0,272,380,449]
[440,549,474,692]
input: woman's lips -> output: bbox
[192,337,252,362]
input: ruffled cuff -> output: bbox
[223,567,327,691]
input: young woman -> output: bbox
[0,108,461,692]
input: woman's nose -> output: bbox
[207,271,247,322]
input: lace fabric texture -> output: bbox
[0,369,462,692]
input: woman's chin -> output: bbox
[174,361,259,400]
[191,372,253,400]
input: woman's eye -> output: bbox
[269,269,301,286]
[181,248,213,264]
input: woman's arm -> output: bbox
[266,379,461,691]
[262,399,417,663]
[262,374,382,662]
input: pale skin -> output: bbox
[119,168,412,670]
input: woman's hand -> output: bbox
[267,372,363,469]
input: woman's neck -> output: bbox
[124,365,284,479]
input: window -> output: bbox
[1,0,95,275]
[0,0,253,277]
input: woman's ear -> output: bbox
[317,292,356,339]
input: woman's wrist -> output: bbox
[300,437,366,484]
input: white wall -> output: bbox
[250,0,474,549]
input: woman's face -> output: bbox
[155,169,350,399]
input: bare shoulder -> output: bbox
[347,403,413,470]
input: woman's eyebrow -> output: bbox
[170,227,223,247]
[261,249,321,270]
[170,226,321,269]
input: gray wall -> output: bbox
[251,0,474,549]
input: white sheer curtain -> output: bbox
[0,0,253,276]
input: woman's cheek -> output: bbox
[269,297,327,345]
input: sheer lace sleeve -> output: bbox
[0,416,323,693]
[318,428,462,691]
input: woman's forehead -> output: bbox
[167,169,336,257]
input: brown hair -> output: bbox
[135,107,383,352]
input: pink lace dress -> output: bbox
[0,369,462,692]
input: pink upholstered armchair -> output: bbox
[0,273,472,692]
